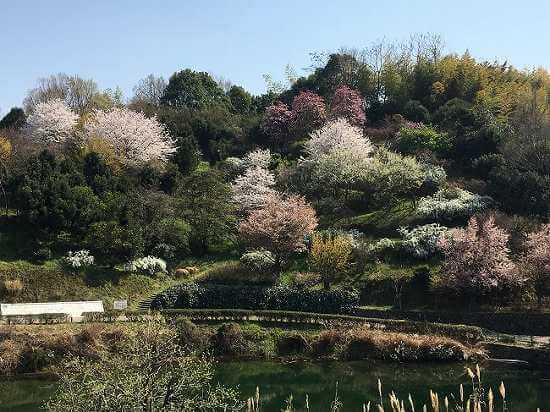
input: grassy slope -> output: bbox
[0,260,179,309]
[0,198,424,310]
[336,200,419,236]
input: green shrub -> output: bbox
[396,124,451,155]
[403,100,430,123]
[276,332,310,356]
[150,283,359,314]
[173,318,210,351]
[211,323,246,356]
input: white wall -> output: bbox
[0,301,104,317]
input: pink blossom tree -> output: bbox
[330,85,366,126]
[522,224,550,304]
[239,193,318,262]
[26,99,79,144]
[260,101,293,143]
[84,107,176,163]
[437,215,522,299]
[291,91,326,137]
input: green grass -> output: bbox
[337,200,418,236]
[0,260,179,309]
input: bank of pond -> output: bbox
[1,361,549,411]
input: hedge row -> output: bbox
[77,308,484,344]
[2,313,69,325]
[149,283,360,314]
[161,308,485,344]
[355,308,550,336]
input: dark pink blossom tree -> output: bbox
[260,101,293,143]
[291,91,326,137]
[330,85,366,127]
[437,215,522,299]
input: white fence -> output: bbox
[0,300,104,320]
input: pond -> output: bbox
[1,361,549,411]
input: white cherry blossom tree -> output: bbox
[232,149,276,214]
[300,118,373,189]
[84,107,176,163]
[26,99,78,144]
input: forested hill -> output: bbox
[1,34,550,308]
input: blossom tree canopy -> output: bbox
[330,85,366,126]
[260,101,293,142]
[238,193,318,259]
[522,224,550,301]
[242,148,272,170]
[304,118,371,160]
[84,107,176,163]
[437,215,522,296]
[26,99,79,144]
[291,90,327,136]
[232,164,276,213]
[300,118,373,188]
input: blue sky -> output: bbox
[1,0,550,117]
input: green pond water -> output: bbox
[1,361,549,411]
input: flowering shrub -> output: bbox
[309,232,353,289]
[367,238,400,261]
[242,149,271,170]
[399,223,448,259]
[232,166,276,213]
[125,256,167,275]
[416,187,493,223]
[240,250,276,273]
[63,250,95,269]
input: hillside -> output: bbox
[1,37,550,312]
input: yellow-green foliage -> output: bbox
[309,233,352,289]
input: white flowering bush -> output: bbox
[416,187,493,223]
[125,256,167,275]
[367,238,400,261]
[420,163,446,192]
[63,250,94,270]
[399,223,448,259]
[240,249,276,273]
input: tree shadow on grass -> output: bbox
[83,265,125,287]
